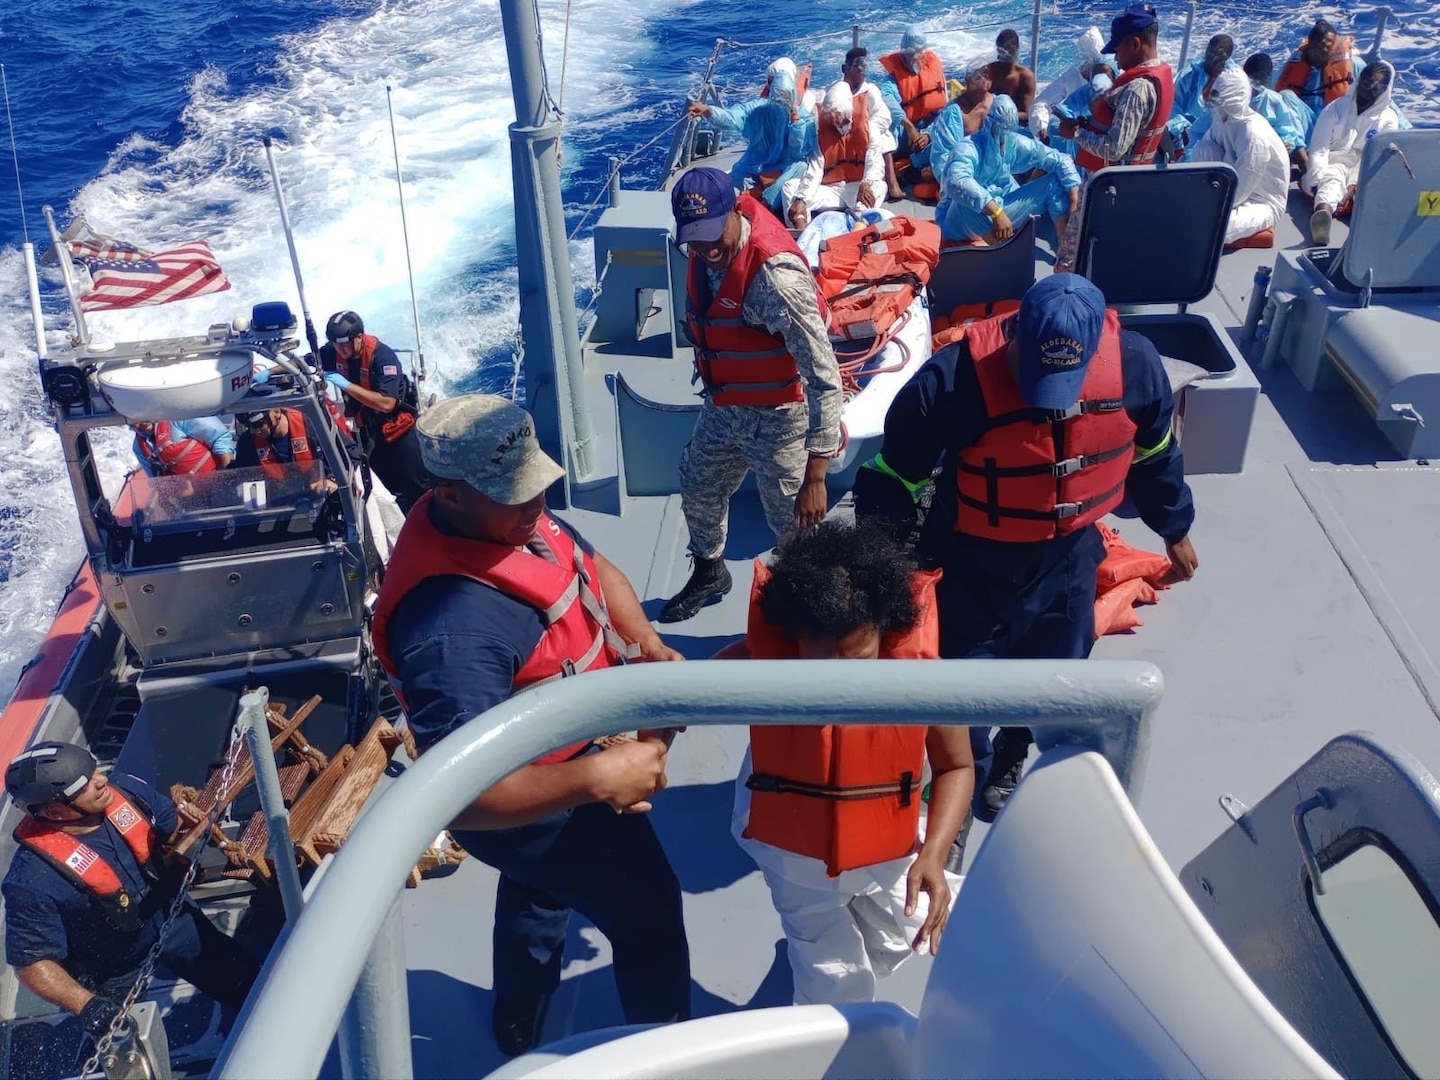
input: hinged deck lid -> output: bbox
[1075,162,1237,307]
[1344,129,1440,291]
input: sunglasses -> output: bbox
[245,414,277,430]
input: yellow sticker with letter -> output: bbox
[1418,191,1440,216]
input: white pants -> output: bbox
[1225,199,1280,244]
[780,176,888,221]
[731,749,963,1005]
[1309,161,1357,209]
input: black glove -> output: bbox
[78,995,126,1041]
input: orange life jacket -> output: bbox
[1076,62,1175,172]
[1275,36,1354,107]
[685,196,824,406]
[816,215,941,343]
[820,92,871,185]
[955,310,1136,542]
[135,421,217,476]
[13,789,168,933]
[371,493,632,766]
[249,409,318,483]
[340,333,416,444]
[741,559,938,876]
[879,50,948,123]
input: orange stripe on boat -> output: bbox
[0,562,102,775]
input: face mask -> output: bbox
[997,47,1017,63]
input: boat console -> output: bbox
[1267,129,1440,458]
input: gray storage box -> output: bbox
[1076,162,1260,474]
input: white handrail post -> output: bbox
[338,891,413,1080]
[236,689,306,924]
[1029,0,1042,76]
[1177,0,1198,72]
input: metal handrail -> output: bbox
[218,658,1162,1078]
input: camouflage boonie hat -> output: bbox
[417,394,564,505]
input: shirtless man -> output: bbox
[986,29,1037,123]
[957,58,995,134]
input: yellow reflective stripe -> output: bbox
[860,453,929,502]
[1132,430,1172,463]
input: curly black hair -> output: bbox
[757,520,920,643]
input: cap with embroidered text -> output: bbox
[671,167,736,246]
[1103,3,1158,53]
[1016,274,1107,410]
[417,394,564,505]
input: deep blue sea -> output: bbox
[0,0,1436,688]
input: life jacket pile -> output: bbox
[878,50,948,124]
[371,493,636,766]
[135,422,217,476]
[954,309,1137,542]
[685,195,829,406]
[340,333,419,444]
[1076,62,1175,172]
[815,215,941,344]
[249,409,319,482]
[14,789,175,933]
[818,92,870,186]
[740,559,939,876]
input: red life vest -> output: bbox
[13,789,167,933]
[954,310,1136,542]
[684,196,823,407]
[740,559,938,876]
[820,92,871,185]
[341,334,416,444]
[879,50,948,124]
[249,409,318,482]
[1075,62,1175,172]
[816,215,941,343]
[135,422,217,476]
[371,493,633,766]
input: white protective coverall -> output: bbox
[782,81,888,221]
[1187,67,1290,244]
[1303,59,1401,210]
[1028,26,1106,138]
[731,747,963,1005]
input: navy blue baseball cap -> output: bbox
[672,167,736,245]
[1103,2,1158,53]
[1017,274,1106,410]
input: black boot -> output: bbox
[659,556,732,623]
[492,993,551,1056]
[975,728,1033,823]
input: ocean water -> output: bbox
[0,0,1435,693]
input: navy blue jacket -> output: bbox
[853,328,1195,564]
[3,777,177,985]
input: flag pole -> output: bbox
[385,85,427,392]
[262,136,320,357]
[1,65,48,359]
[40,205,88,345]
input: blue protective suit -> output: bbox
[937,96,1080,242]
[1167,58,1240,152]
[709,70,811,190]
[1046,71,1112,159]
[1250,84,1314,152]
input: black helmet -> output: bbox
[6,742,97,810]
[325,311,364,343]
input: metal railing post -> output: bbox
[852,24,861,51]
[219,659,1162,1079]
[235,689,306,924]
[338,891,413,1080]
[1368,6,1391,61]
[1029,0,1042,76]
[1177,0,1197,71]
[608,156,622,207]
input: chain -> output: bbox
[79,723,248,1078]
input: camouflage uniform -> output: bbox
[680,217,844,559]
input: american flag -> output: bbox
[67,234,231,311]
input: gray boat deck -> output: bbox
[393,182,1440,1076]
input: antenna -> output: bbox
[385,85,427,390]
[3,65,49,360]
[262,136,320,357]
